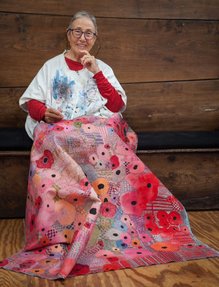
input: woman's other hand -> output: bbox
[44,108,63,123]
[80,51,100,74]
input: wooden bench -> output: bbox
[0,129,219,218]
[0,1,218,286]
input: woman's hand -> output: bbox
[80,51,100,74]
[44,108,63,123]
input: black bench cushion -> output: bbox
[0,128,33,150]
[137,131,219,150]
[0,128,219,151]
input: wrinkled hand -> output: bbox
[44,108,63,123]
[80,51,100,74]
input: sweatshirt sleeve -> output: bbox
[19,63,48,113]
[95,60,127,113]
[93,71,124,112]
[27,99,47,121]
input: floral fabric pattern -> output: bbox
[1,114,218,279]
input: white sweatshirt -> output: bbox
[19,52,127,139]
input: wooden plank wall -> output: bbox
[0,151,219,218]
[0,0,219,131]
[0,1,219,217]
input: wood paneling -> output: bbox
[123,79,219,132]
[0,155,29,218]
[0,151,218,218]
[0,0,219,19]
[139,152,219,210]
[98,19,219,83]
[0,13,219,86]
[0,212,218,286]
[0,88,26,128]
[1,80,219,131]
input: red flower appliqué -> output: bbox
[100,202,117,218]
[121,191,145,216]
[110,155,120,170]
[145,211,183,236]
[103,262,121,272]
[137,173,159,203]
[0,259,9,267]
[70,264,90,276]
[127,173,159,205]
[35,196,42,209]
[157,211,182,227]
[30,214,36,232]
[36,150,54,169]
[52,125,64,132]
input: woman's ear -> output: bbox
[66,30,71,42]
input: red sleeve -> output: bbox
[27,99,47,121]
[93,71,125,112]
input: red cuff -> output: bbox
[27,99,47,121]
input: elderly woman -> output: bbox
[20,11,126,138]
[1,11,218,280]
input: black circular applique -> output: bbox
[90,208,97,215]
[98,184,104,189]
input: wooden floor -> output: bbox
[0,211,218,287]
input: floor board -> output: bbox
[0,211,218,287]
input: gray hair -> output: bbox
[67,11,97,34]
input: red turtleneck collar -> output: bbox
[65,57,84,71]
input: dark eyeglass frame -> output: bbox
[67,28,97,40]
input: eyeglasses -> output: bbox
[68,28,97,40]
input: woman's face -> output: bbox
[67,17,97,60]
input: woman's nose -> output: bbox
[79,32,86,40]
